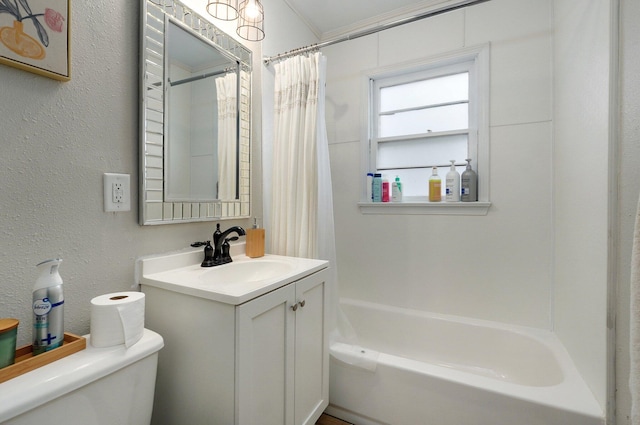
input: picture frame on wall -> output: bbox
[0,0,70,81]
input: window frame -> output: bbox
[359,44,491,215]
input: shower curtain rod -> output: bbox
[168,66,236,87]
[263,0,491,66]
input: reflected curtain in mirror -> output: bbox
[216,72,238,200]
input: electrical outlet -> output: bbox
[104,173,131,212]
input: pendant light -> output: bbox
[237,0,264,41]
[206,0,239,21]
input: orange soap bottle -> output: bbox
[246,218,265,258]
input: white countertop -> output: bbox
[139,249,328,305]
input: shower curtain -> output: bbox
[268,51,340,342]
[270,54,320,258]
[215,72,237,200]
[267,52,375,370]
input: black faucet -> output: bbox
[203,225,245,267]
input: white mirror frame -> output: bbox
[140,0,251,225]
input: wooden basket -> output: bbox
[0,333,86,384]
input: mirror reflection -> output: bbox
[165,20,239,202]
[140,0,252,225]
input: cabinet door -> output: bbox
[294,270,329,425]
[236,284,296,425]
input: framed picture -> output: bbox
[0,0,70,81]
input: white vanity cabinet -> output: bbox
[237,270,328,425]
[140,252,328,425]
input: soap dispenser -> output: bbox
[445,160,460,202]
[246,218,265,258]
[461,158,478,202]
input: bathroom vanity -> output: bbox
[139,249,329,425]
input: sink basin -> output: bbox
[199,260,295,285]
[139,251,328,305]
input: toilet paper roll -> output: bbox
[90,292,145,348]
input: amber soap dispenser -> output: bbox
[246,218,265,258]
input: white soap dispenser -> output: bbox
[445,160,460,202]
[32,259,64,355]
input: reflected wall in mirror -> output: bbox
[140,0,252,225]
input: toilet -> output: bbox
[0,329,163,425]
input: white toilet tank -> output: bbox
[0,329,163,425]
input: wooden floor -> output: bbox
[316,413,353,425]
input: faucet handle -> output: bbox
[201,241,216,267]
[221,236,239,261]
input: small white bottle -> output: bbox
[392,175,403,202]
[445,160,460,202]
[366,173,374,202]
[32,259,64,355]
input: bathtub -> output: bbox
[326,298,604,425]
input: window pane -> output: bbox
[380,72,468,113]
[379,103,468,137]
[378,134,468,169]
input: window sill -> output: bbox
[358,200,491,216]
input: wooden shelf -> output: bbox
[0,333,86,384]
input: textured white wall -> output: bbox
[0,1,254,347]
[324,0,555,328]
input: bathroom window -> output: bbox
[361,45,490,215]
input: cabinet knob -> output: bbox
[290,303,298,311]
[299,300,306,308]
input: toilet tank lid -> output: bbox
[0,328,164,423]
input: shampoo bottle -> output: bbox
[392,175,403,202]
[429,167,441,202]
[246,218,265,258]
[32,259,64,355]
[445,160,460,202]
[382,176,390,202]
[372,173,382,202]
[366,173,374,202]
[461,158,478,202]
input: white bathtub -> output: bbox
[326,298,604,425]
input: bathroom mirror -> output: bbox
[140,0,251,225]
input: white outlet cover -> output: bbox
[104,173,131,212]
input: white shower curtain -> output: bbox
[271,54,320,258]
[268,52,373,369]
[269,51,339,337]
[216,72,237,200]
